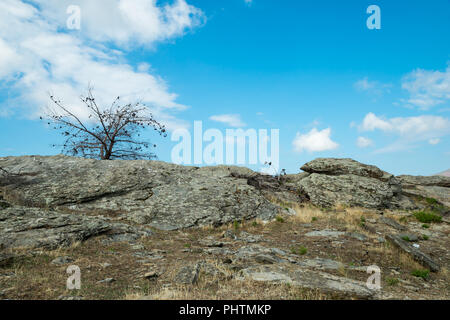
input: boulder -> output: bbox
[295,158,416,209]
[301,158,393,181]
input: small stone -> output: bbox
[398,233,419,242]
[51,256,74,265]
[346,232,368,241]
[100,263,112,268]
[174,264,200,285]
[305,230,345,238]
[144,272,158,279]
[97,278,115,284]
[377,237,385,243]
[255,254,278,264]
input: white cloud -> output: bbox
[401,63,450,109]
[292,128,339,153]
[356,137,373,148]
[357,112,450,152]
[209,114,246,127]
[354,77,391,96]
[32,0,205,47]
[0,0,204,131]
[429,138,440,145]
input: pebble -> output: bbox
[51,256,74,265]
[97,278,115,284]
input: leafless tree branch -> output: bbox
[43,88,167,160]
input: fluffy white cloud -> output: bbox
[32,0,205,47]
[401,63,450,109]
[358,112,450,152]
[0,0,204,131]
[356,137,373,148]
[360,113,450,137]
[209,114,246,127]
[292,128,339,153]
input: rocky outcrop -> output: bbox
[0,155,280,231]
[0,207,151,249]
[397,175,450,207]
[294,158,415,209]
[1,155,448,234]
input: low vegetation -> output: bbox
[411,269,430,280]
[413,211,442,224]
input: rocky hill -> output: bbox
[0,155,449,300]
[437,169,450,178]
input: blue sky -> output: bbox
[0,0,449,175]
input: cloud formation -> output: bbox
[292,128,339,153]
[401,63,450,110]
[358,112,450,152]
[209,114,246,127]
[34,0,205,47]
[0,0,204,130]
[356,136,373,148]
[354,77,391,97]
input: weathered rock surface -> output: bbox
[397,175,450,207]
[397,175,450,188]
[237,264,376,299]
[174,264,200,284]
[301,158,392,181]
[0,207,151,249]
[379,216,407,231]
[0,155,448,229]
[0,155,280,231]
[294,158,418,209]
[386,234,441,272]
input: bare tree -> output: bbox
[44,88,167,160]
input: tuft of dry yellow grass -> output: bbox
[291,204,328,223]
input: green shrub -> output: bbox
[291,246,307,255]
[411,269,429,280]
[422,234,429,240]
[425,197,438,205]
[275,216,285,223]
[233,220,240,230]
[252,221,259,227]
[422,224,430,229]
[401,235,411,242]
[413,211,442,223]
[386,277,400,286]
[311,217,318,222]
[298,246,307,255]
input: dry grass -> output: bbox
[291,204,328,223]
[125,278,329,300]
